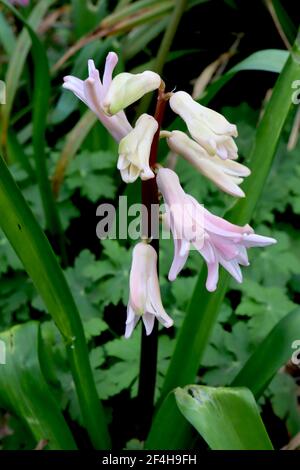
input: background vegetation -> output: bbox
[0,0,299,450]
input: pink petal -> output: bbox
[219,256,243,284]
[242,233,277,248]
[209,234,239,260]
[142,312,155,335]
[205,261,219,292]
[168,237,190,281]
[102,52,118,96]
[125,304,139,338]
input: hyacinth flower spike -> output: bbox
[157,168,276,292]
[125,242,173,338]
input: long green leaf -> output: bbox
[0,0,53,145]
[268,0,297,46]
[175,386,273,450]
[6,129,35,178]
[0,9,16,54]
[71,0,107,38]
[147,30,300,449]
[0,322,77,450]
[123,18,169,61]
[100,0,163,28]
[0,154,110,449]
[199,49,289,103]
[2,1,64,241]
[231,308,300,397]
[146,394,193,449]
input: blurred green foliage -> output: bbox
[0,0,299,451]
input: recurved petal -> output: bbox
[168,237,190,281]
[142,312,155,336]
[102,52,118,96]
[195,157,246,198]
[147,263,173,328]
[218,255,243,284]
[63,76,85,102]
[125,304,140,338]
[242,233,277,248]
[205,261,219,292]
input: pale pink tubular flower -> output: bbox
[126,242,173,338]
[63,52,132,142]
[157,168,277,292]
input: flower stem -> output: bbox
[138,84,168,437]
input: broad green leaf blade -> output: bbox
[0,322,77,450]
[1,1,64,238]
[6,129,35,179]
[0,10,16,54]
[146,394,193,450]
[71,0,107,38]
[231,308,300,397]
[123,18,169,60]
[201,49,289,104]
[175,386,273,450]
[147,30,300,450]
[270,0,297,45]
[0,155,110,449]
[100,0,165,28]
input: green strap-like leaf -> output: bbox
[200,49,289,104]
[147,29,300,450]
[1,0,53,142]
[0,154,110,449]
[71,0,108,38]
[0,9,16,55]
[231,308,300,397]
[1,0,64,240]
[175,386,273,450]
[0,322,77,450]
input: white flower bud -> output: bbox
[103,71,161,115]
[169,91,238,160]
[166,130,250,198]
[117,114,158,183]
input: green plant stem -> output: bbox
[137,0,188,115]
[0,155,111,449]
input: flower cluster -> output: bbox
[64,52,276,338]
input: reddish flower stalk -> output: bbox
[138,83,169,437]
